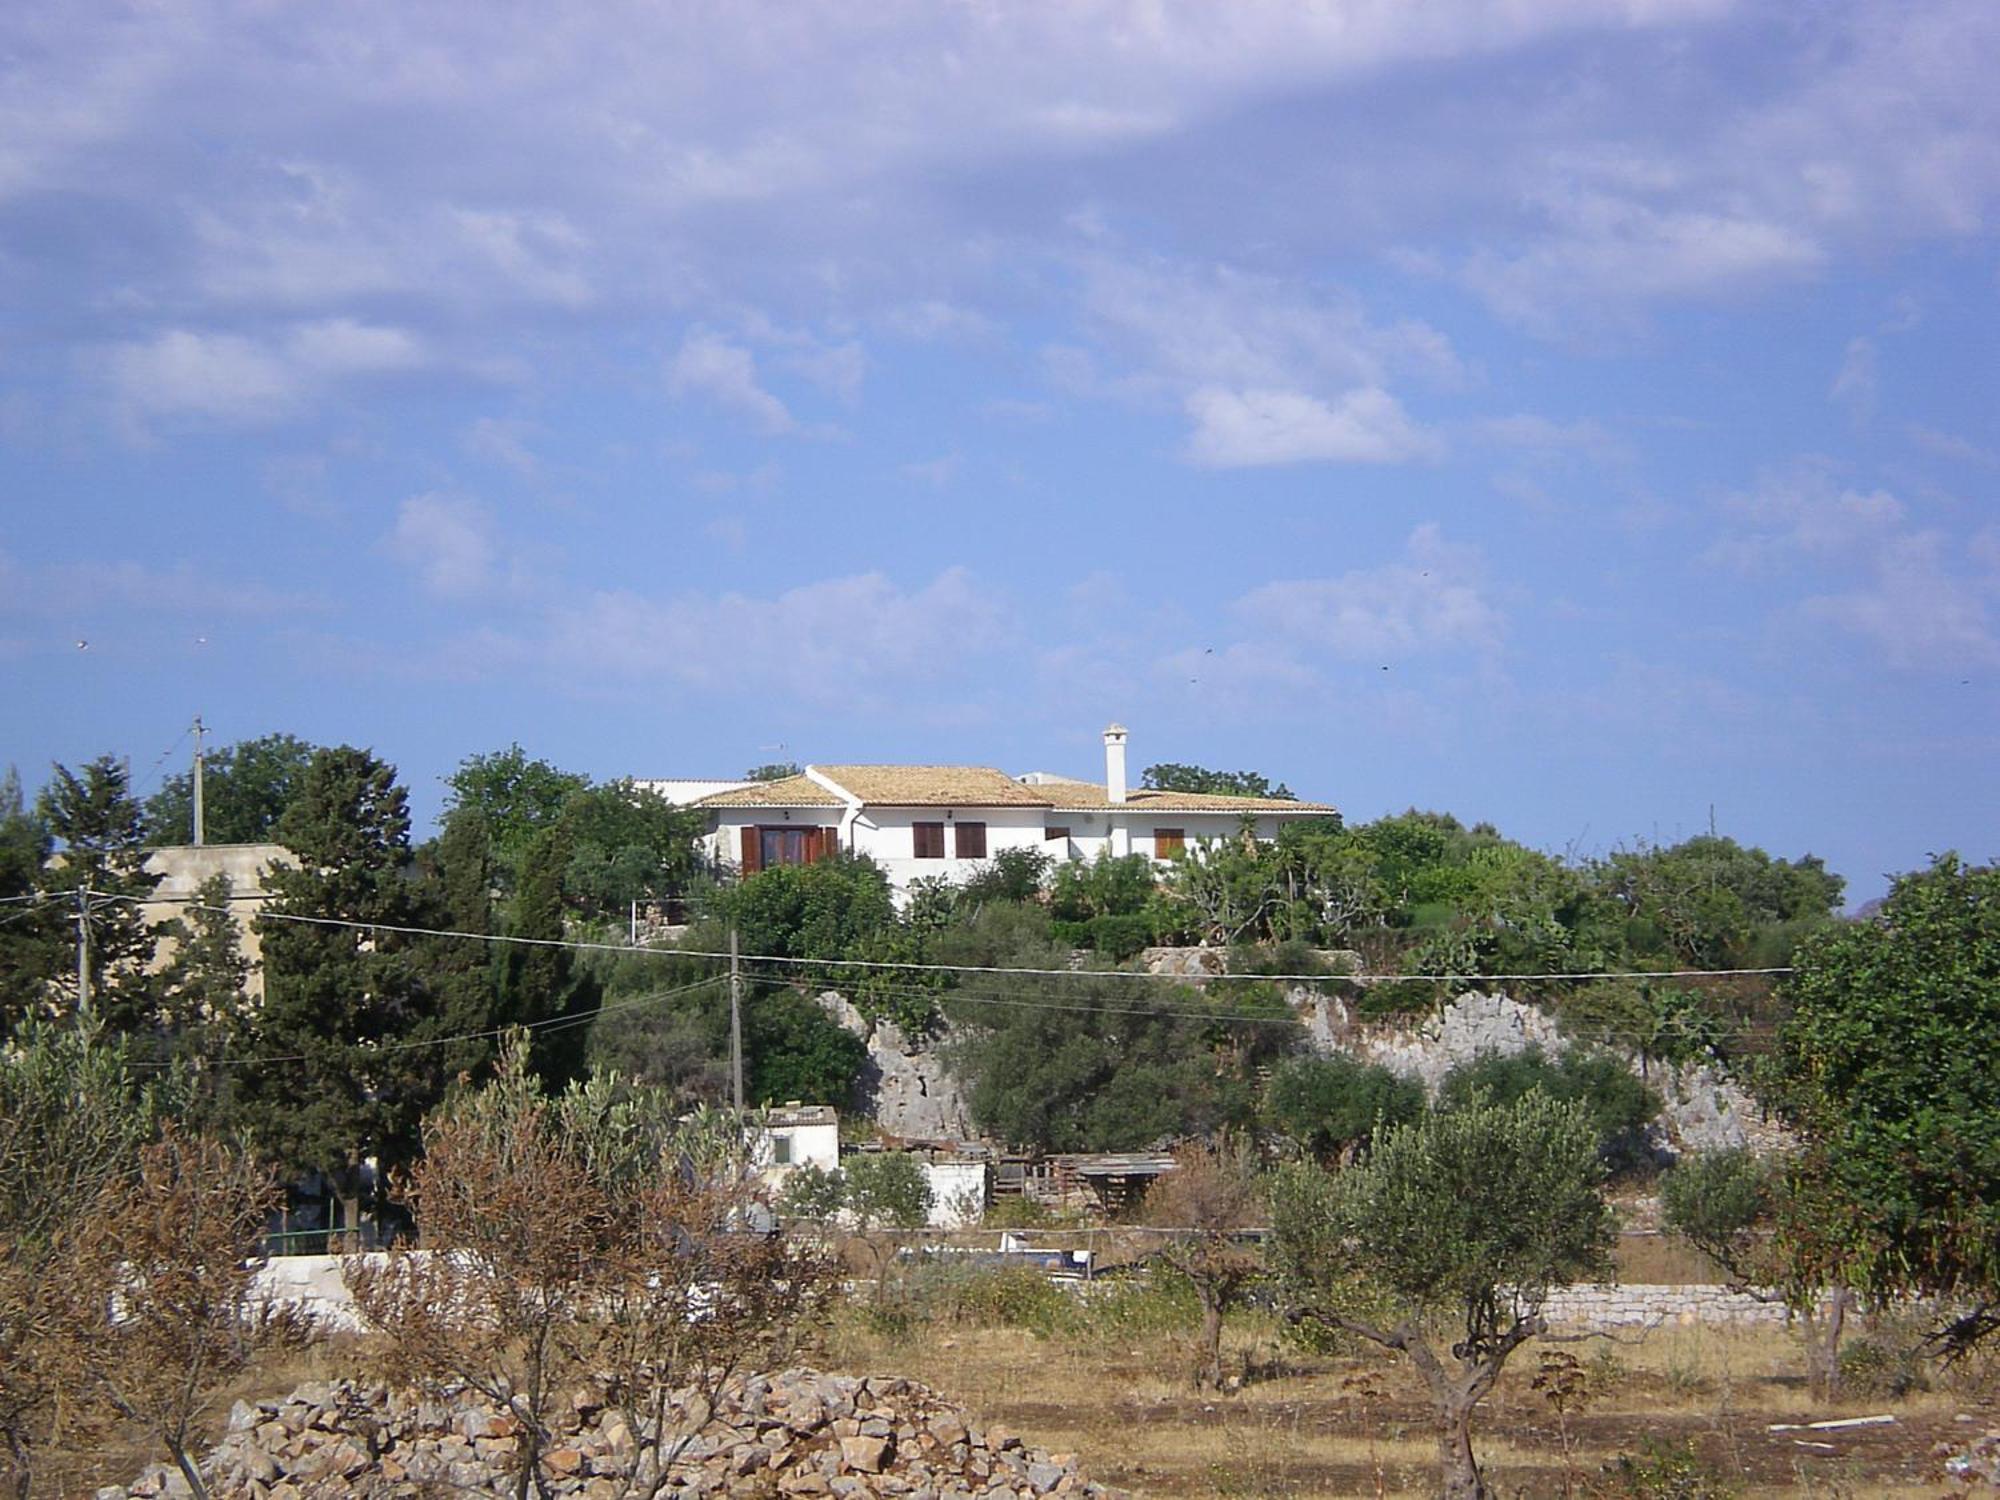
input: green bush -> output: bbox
[1078,1269,1202,1342]
[1267,1053,1423,1159]
[1597,1438,1735,1499]
[1439,1045,1659,1172]
[1084,912,1154,960]
[934,1266,1078,1336]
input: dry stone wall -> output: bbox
[104,1368,1125,1500]
[1540,1283,1809,1329]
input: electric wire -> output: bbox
[128,973,729,1072]
[78,890,1791,1045]
[141,897,1795,987]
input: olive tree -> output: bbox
[1270,1094,1614,1500]
[76,1128,297,1500]
[1141,1143,1263,1391]
[1661,1147,1860,1398]
[350,1038,829,1500]
[0,1026,168,1500]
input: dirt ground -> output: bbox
[824,1317,1998,1498]
[30,1309,1996,1497]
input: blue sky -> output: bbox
[2,1,1995,901]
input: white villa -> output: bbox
[643,725,1334,896]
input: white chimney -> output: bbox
[1103,722,1129,804]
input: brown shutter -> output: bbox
[740,826,762,873]
[955,821,987,859]
[803,827,826,864]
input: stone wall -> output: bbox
[254,1254,1811,1337]
[1541,1283,1812,1328]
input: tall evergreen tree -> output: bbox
[500,817,600,1087]
[35,757,166,1032]
[156,873,253,1127]
[0,769,58,1029]
[410,808,508,1089]
[238,748,444,1235]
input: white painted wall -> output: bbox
[849,806,1048,892]
[751,1119,840,1182]
[700,801,1307,903]
[922,1160,989,1228]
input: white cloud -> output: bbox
[531,567,1010,703]
[1907,425,1997,469]
[1234,524,1502,660]
[104,319,426,424]
[106,330,297,421]
[1078,256,1462,395]
[666,332,794,434]
[901,453,960,487]
[385,493,500,600]
[1829,336,1878,422]
[1184,386,1434,467]
[1706,464,1906,573]
[1462,193,1823,333]
[463,417,538,475]
[1803,532,1999,669]
[287,318,425,377]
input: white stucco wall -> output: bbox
[922,1160,989,1228]
[1061,812,1290,864]
[751,1119,840,1180]
[851,806,1048,892]
[700,800,1309,903]
[139,843,294,1000]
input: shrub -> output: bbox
[1597,1438,1736,1499]
[1267,1054,1424,1160]
[1439,1046,1659,1172]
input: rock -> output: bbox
[840,1433,893,1473]
[113,1367,1125,1500]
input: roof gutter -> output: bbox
[803,766,866,853]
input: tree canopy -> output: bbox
[142,733,319,847]
[1141,763,1295,800]
[1766,854,2000,1318]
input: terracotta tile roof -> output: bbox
[693,775,843,808]
[810,765,1055,807]
[1028,776,1335,815]
[690,766,1335,816]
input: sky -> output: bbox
[1,1,1995,902]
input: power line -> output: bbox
[133,973,728,1072]
[141,898,1793,988]
[814,971,1783,1042]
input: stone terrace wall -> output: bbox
[1541,1283,1808,1328]
[259,1255,1808,1336]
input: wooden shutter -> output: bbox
[1154,828,1185,858]
[955,821,987,859]
[740,826,762,873]
[803,827,827,864]
[913,821,945,859]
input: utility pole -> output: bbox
[74,884,92,1022]
[191,714,206,846]
[729,926,745,1112]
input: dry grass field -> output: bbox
[28,1274,1997,1498]
[820,1278,1997,1499]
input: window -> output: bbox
[913,821,946,859]
[954,821,987,859]
[771,1133,793,1165]
[1045,826,1070,841]
[741,826,827,872]
[1154,828,1186,859]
